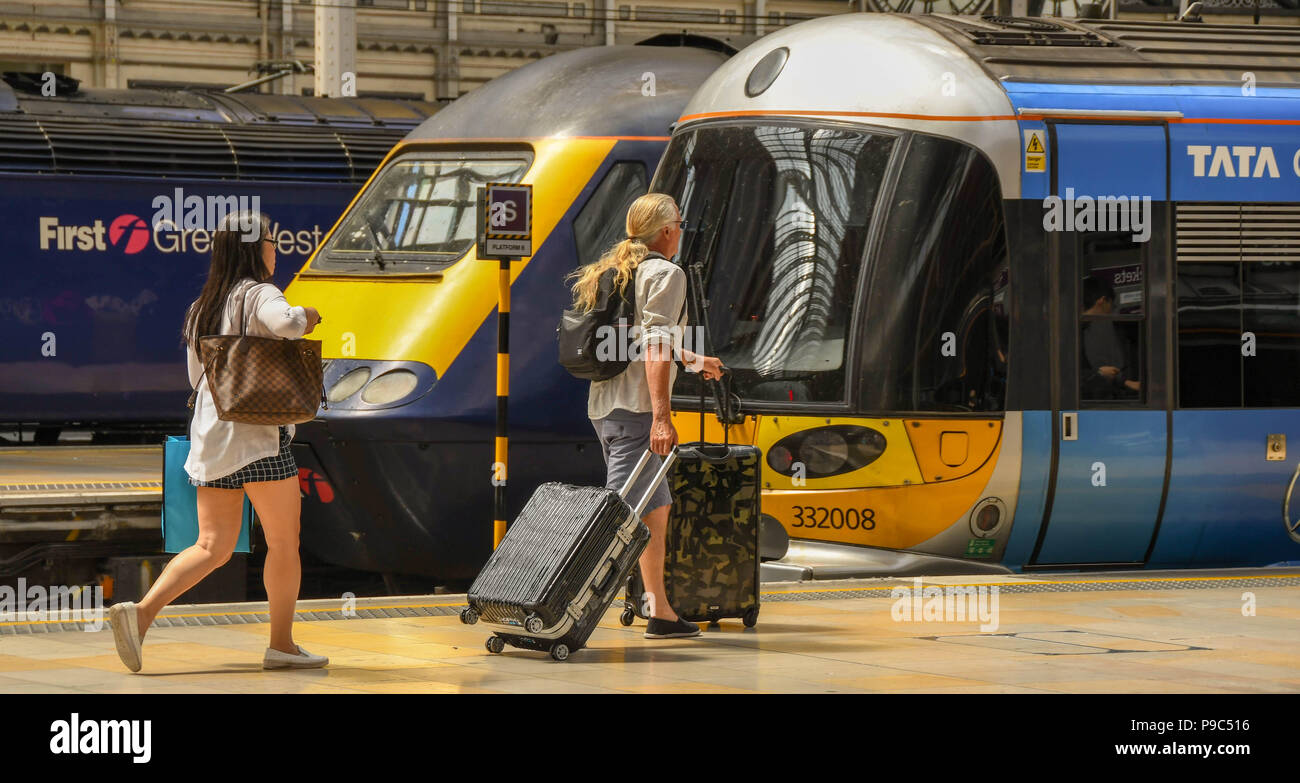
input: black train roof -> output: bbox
[915,15,1300,87]
[405,43,732,141]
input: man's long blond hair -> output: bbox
[569,192,679,312]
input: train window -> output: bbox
[1243,261,1300,407]
[314,155,529,274]
[1177,263,1241,407]
[572,162,647,271]
[859,134,1009,413]
[1079,234,1145,404]
[1176,204,1300,408]
[655,124,895,405]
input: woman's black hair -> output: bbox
[182,212,272,347]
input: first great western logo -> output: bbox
[38,215,150,253]
[36,213,324,257]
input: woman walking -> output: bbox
[570,193,724,639]
[109,211,326,672]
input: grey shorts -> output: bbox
[591,409,672,515]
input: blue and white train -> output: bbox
[654,13,1300,575]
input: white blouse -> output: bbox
[184,278,309,482]
[587,253,689,421]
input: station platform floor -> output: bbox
[0,444,163,550]
[0,444,161,506]
[1,568,1297,694]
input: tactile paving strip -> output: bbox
[2,574,1297,634]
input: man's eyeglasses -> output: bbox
[675,219,689,230]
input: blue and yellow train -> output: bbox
[0,74,435,435]
[286,37,735,581]
[289,17,1300,583]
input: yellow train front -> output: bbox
[284,39,732,583]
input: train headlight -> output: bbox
[745,46,789,98]
[766,425,886,479]
[768,444,794,473]
[799,429,849,475]
[361,369,420,405]
[327,367,370,402]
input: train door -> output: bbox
[1030,123,1172,566]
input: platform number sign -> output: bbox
[477,183,532,258]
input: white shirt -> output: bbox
[184,278,309,482]
[587,253,689,420]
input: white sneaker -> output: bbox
[109,602,143,673]
[263,644,329,670]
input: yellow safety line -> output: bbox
[161,602,472,620]
[0,601,471,626]
[0,620,107,627]
[762,573,1300,595]
[0,448,160,454]
[0,478,161,483]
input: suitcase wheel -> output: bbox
[460,608,479,625]
[550,643,570,662]
[485,636,505,654]
[619,608,635,627]
[524,614,545,634]
[743,608,759,628]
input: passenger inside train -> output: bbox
[1081,277,1141,400]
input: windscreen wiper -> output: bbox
[363,220,387,271]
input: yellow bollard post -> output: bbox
[494,256,510,549]
[480,181,530,550]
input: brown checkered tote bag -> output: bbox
[187,285,325,425]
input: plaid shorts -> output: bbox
[189,426,297,489]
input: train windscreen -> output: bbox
[312,154,529,274]
[654,123,894,404]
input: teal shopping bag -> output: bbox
[162,436,254,553]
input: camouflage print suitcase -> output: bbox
[621,442,761,628]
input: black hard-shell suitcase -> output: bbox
[622,442,761,628]
[460,449,676,661]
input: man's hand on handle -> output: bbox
[650,416,678,456]
[696,355,726,382]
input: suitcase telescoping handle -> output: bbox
[618,448,678,517]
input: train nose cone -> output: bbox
[291,418,606,582]
[291,430,494,580]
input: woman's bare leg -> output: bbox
[637,503,678,622]
[243,476,302,654]
[136,486,243,638]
